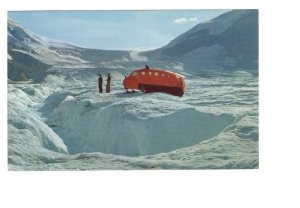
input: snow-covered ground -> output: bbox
[7,70,258,170]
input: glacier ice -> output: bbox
[8,86,68,154]
[46,98,234,156]
[7,71,258,170]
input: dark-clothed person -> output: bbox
[98,74,103,93]
[106,73,111,93]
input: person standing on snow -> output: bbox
[106,73,111,93]
[98,74,103,93]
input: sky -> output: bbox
[8,10,230,50]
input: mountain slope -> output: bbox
[7,19,133,82]
[146,10,258,71]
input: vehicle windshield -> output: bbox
[130,71,138,76]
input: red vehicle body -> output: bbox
[123,68,186,96]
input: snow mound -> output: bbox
[8,111,68,154]
[45,94,234,156]
[8,86,68,155]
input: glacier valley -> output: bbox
[7,10,258,170]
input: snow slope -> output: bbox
[8,18,134,83]
[8,18,89,67]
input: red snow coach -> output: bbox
[123,67,186,96]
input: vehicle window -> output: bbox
[131,72,138,76]
[154,72,159,76]
[148,72,152,76]
[141,71,145,75]
[161,73,165,77]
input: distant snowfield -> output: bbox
[7,70,258,170]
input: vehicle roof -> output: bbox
[134,68,185,78]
